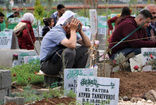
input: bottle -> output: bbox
[12,54,18,67]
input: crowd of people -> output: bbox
[0,3,156,75]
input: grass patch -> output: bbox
[10,60,44,85]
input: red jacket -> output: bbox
[18,20,36,50]
[108,16,156,57]
[107,16,118,30]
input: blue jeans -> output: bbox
[110,48,141,60]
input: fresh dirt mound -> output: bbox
[111,71,156,98]
[11,71,156,104]
[30,97,76,105]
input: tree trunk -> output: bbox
[47,0,52,11]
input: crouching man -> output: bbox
[40,17,91,75]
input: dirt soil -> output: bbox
[11,71,156,105]
[111,71,156,98]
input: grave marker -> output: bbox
[89,9,98,36]
[98,16,107,35]
[77,76,120,105]
[64,68,97,95]
[141,48,156,71]
[0,30,13,49]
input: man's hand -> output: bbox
[77,20,83,33]
[70,19,79,32]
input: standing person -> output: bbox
[50,4,65,26]
[145,4,156,41]
[17,13,36,50]
[7,11,19,20]
[0,12,5,32]
[40,17,91,75]
[108,9,156,60]
[107,7,131,42]
[42,18,54,37]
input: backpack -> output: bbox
[13,22,27,37]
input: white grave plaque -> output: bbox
[24,56,40,64]
[98,16,107,35]
[64,68,97,95]
[0,30,13,49]
[17,52,38,65]
[141,48,156,71]
[77,76,119,105]
[89,9,98,36]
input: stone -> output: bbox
[0,70,12,89]
[123,96,129,101]
[143,90,156,102]
[146,100,153,103]
[4,96,24,105]
[131,97,142,103]
[0,87,11,103]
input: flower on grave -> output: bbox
[13,73,16,77]
[134,65,139,70]
[150,54,153,59]
[34,71,37,74]
[28,77,31,81]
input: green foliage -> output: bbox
[109,52,132,71]
[44,9,56,18]
[10,60,44,85]
[77,9,89,17]
[14,85,44,103]
[49,88,62,98]
[0,7,3,13]
[66,90,76,98]
[34,0,45,21]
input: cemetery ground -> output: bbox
[6,60,156,105]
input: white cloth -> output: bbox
[22,13,34,24]
[56,10,76,26]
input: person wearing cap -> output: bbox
[108,9,156,60]
[40,17,91,75]
[0,12,5,32]
[145,4,156,41]
[50,4,65,26]
[7,11,19,20]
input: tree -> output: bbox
[34,0,45,45]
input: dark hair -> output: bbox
[0,12,4,17]
[14,11,19,14]
[139,9,153,19]
[121,7,131,17]
[57,4,65,10]
[63,16,81,31]
[43,18,53,26]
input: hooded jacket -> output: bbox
[17,20,36,50]
[108,16,156,57]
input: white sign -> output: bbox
[0,30,13,49]
[89,9,98,35]
[77,76,120,105]
[98,16,107,35]
[17,52,38,65]
[141,48,156,71]
[77,30,91,40]
[24,56,40,64]
[77,16,90,26]
[64,68,97,95]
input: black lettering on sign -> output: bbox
[78,92,90,98]
[0,37,10,45]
